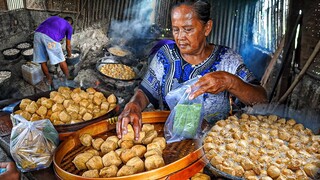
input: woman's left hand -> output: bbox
[189,71,235,99]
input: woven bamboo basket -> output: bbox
[53,111,205,180]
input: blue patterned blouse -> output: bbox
[140,43,258,123]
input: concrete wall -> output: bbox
[0,9,34,51]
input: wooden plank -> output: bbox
[119,0,125,20]
[86,0,89,28]
[95,0,98,20]
[102,0,106,20]
[92,0,96,21]
[0,0,7,11]
[79,0,84,30]
[77,0,80,14]
[98,0,102,20]
[95,0,99,20]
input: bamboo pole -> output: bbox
[279,40,320,103]
[269,12,303,102]
[261,36,285,87]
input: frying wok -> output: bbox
[12,90,119,136]
[96,58,143,81]
[202,103,320,179]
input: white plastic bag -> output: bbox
[10,115,59,172]
[164,76,204,143]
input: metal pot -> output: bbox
[21,48,33,61]
[65,49,81,65]
[2,48,21,60]
[15,41,33,51]
[0,70,12,89]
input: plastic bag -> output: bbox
[164,76,204,143]
[10,114,59,172]
[165,77,200,110]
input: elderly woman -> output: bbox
[117,0,267,140]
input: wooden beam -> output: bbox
[269,12,302,102]
[279,40,320,103]
[261,37,285,87]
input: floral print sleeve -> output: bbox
[217,48,259,85]
[139,54,163,109]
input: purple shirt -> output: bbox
[35,16,72,42]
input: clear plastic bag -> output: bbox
[164,76,204,143]
[10,114,59,172]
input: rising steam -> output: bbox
[108,0,157,47]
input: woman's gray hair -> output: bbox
[171,0,212,24]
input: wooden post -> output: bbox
[269,11,303,102]
[261,37,285,87]
[278,40,320,103]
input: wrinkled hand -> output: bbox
[189,71,235,99]
[116,102,142,141]
[0,162,19,180]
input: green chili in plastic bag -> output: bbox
[164,76,204,143]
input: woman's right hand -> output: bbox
[116,102,143,141]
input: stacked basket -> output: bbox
[16,42,33,61]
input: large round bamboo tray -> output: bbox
[53,111,205,180]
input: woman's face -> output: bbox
[171,5,210,55]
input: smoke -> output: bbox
[240,44,271,81]
[108,0,158,48]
